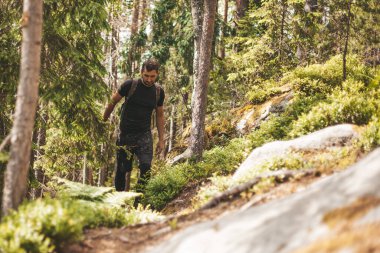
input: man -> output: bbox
[103,59,165,199]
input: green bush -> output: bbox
[144,138,251,210]
[144,163,189,210]
[289,80,376,138]
[358,117,380,151]
[0,199,85,253]
[0,181,162,253]
[282,55,372,89]
[246,82,282,105]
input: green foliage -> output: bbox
[145,138,251,210]
[289,80,376,138]
[0,178,162,253]
[192,176,231,208]
[193,138,251,177]
[246,82,283,105]
[283,55,372,90]
[358,117,380,152]
[0,199,87,253]
[144,163,189,210]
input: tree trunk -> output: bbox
[82,153,93,185]
[235,0,249,20]
[304,0,318,12]
[343,0,352,81]
[168,104,177,153]
[189,0,218,159]
[32,105,47,199]
[111,15,119,91]
[131,0,140,36]
[218,0,229,59]
[98,144,108,186]
[128,0,140,75]
[2,0,43,216]
[279,0,288,62]
[140,0,148,29]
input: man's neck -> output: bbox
[141,78,154,87]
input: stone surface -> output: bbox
[235,92,293,135]
[148,147,380,253]
[233,124,358,180]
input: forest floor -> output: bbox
[64,171,327,253]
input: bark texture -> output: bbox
[2,0,43,215]
[304,0,318,12]
[235,0,249,20]
[189,0,218,159]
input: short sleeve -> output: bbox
[157,87,165,107]
[117,79,132,97]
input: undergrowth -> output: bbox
[0,179,162,253]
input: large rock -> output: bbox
[233,124,358,180]
[148,147,380,253]
[236,92,293,135]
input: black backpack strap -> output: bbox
[154,83,161,109]
[126,78,138,103]
[119,79,138,135]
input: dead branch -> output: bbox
[0,134,11,153]
[200,169,317,211]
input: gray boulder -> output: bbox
[148,147,380,253]
[233,124,358,180]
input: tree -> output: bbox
[188,0,218,159]
[2,0,43,215]
[342,0,352,81]
[218,0,229,59]
[235,0,249,20]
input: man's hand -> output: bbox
[103,92,123,121]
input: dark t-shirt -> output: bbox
[118,79,165,133]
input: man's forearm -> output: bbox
[103,103,116,121]
[157,114,165,141]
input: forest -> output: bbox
[0,0,379,252]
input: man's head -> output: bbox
[141,59,160,86]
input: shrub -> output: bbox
[246,82,282,105]
[282,55,372,89]
[144,163,189,210]
[289,80,376,138]
[358,117,380,152]
[144,138,251,210]
[0,182,162,253]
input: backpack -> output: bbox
[119,78,161,129]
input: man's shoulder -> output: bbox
[118,79,134,97]
[154,82,164,91]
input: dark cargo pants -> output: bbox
[115,131,153,193]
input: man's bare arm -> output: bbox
[156,106,165,153]
[103,92,123,121]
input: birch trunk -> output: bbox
[2,0,43,216]
[168,104,177,153]
[32,105,47,199]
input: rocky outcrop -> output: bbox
[236,92,293,135]
[233,124,358,180]
[148,147,380,253]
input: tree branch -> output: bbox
[0,134,11,153]
[200,169,317,210]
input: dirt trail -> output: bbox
[64,172,324,253]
